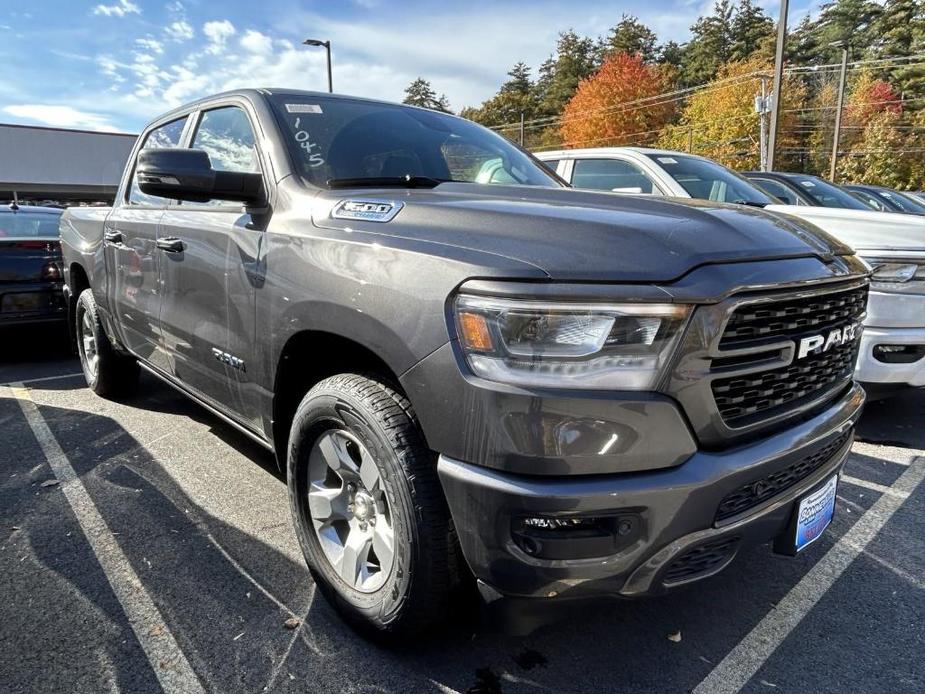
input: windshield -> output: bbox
[643,153,773,206]
[880,189,925,214]
[268,94,560,189]
[0,210,62,239]
[785,176,869,210]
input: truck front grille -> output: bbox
[715,429,852,523]
[720,284,868,348]
[711,283,867,429]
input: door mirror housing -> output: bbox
[136,148,265,205]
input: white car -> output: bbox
[536,147,925,393]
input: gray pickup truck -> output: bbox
[60,88,868,639]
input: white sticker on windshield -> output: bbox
[286,104,323,114]
[658,157,678,164]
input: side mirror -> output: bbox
[136,148,265,205]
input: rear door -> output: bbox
[104,116,189,371]
[156,103,266,429]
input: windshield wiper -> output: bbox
[326,175,453,189]
[732,199,768,208]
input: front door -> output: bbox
[104,116,188,371]
[157,105,265,428]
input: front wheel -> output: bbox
[287,374,459,639]
[75,289,139,398]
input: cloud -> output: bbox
[165,20,194,42]
[135,37,164,54]
[203,19,236,53]
[2,104,118,132]
[92,1,140,18]
[240,30,273,55]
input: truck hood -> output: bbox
[765,204,925,253]
[313,184,847,282]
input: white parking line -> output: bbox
[841,474,910,498]
[5,384,205,694]
[0,371,83,386]
[694,456,925,694]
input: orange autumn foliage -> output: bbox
[559,52,675,148]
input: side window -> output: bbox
[186,106,260,206]
[754,178,801,206]
[127,117,188,206]
[571,158,656,194]
[540,159,561,174]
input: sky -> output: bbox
[0,0,825,134]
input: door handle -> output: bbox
[156,237,185,253]
[103,230,124,244]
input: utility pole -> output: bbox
[767,0,789,171]
[756,76,770,171]
[519,111,525,146]
[829,44,849,182]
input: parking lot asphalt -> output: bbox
[1,335,923,694]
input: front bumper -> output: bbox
[856,290,925,386]
[0,281,66,327]
[437,383,864,600]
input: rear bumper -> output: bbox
[0,281,66,326]
[437,383,864,601]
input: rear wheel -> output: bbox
[75,289,139,398]
[287,374,458,639]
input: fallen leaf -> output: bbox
[149,625,163,637]
[284,617,301,630]
[40,480,60,488]
[667,631,682,643]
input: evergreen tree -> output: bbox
[681,0,736,86]
[657,40,685,70]
[873,0,925,98]
[730,0,774,61]
[534,30,597,118]
[602,15,659,62]
[461,62,539,128]
[402,78,450,112]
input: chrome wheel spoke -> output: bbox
[371,518,394,573]
[337,524,372,586]
[307,484,349,523]
[317,432,360,479]
[358,453,380,492]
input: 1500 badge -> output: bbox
[796,323,860,360]
[212,347,246,372]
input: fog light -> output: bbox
[512,514,642,560]
[873,344,925,364]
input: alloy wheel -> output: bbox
[306,429,395,592]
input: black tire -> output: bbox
[75,289,139,398]
[287,373,459,639]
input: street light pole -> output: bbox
[829,45,849,182]
[303,38,333,93]
[767,0,789,172]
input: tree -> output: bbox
[559,52,675,149]
[534,30,598,118]
[837,110,917,187]
[798,0,883,65]
[461,62,539,129]
[657,41,685,70]
[681,0,736,86]
[873,0,925,98]
[602,15,658,62]
[659,57,804,169]
[402,78,450,112]
[730,0,774,62]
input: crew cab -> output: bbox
[0,203,65,329]
[61,90,867,638]
[537,147,925,395]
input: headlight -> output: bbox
[453,295,690,389]
[863,258,925,293]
